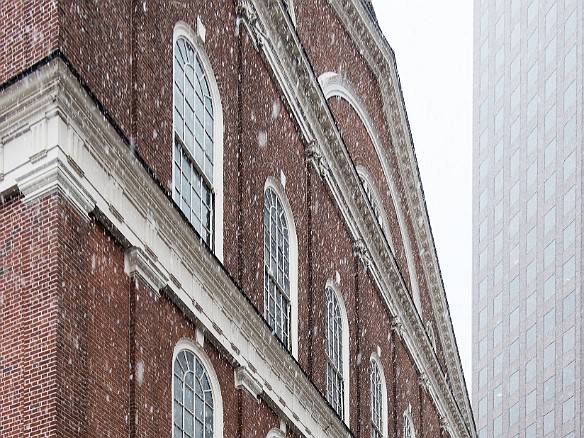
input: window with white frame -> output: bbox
[173,28,223,253]
[326,286,345,419]
[264,187,291,350]
[358,171,385,230]
[370,358,384,438]
[403,407,415,438]
[173,349,215,438]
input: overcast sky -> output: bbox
[370,0,474,385]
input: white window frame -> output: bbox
[172,338,224,438]
[370,352,388,438]
[173,21,224,261]
[325,279,350,426]
[356,165,393,248]
[319,72,422,315]
[403,405,416,438]
[263,176,298,358]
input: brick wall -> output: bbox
[0,0,58,84]
[0,195,59,436]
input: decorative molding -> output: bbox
[234,366,263,400]
[352,238,371,270]
[124,247,167,296]
[418,372,429,392]
[305,140,330,179]
[16,157,95,219]
[391,316,404,339]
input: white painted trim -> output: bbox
[124,247,168,295]
[325,279,350,427]
[172,338,224,438]
[173,21,224,262]
[370,352,388,438]
[319,72,422,315]
[234,366,263,400]
[264,176,299,359]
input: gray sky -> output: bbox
[370,0,474,384]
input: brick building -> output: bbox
[0,0,475,437]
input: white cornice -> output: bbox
[235,0,474,436]
[326,0,475,434]
[0,61,352,438]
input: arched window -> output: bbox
[173,23,224,259]
[356,166,392,248]
[325,285,349,422]
[319,72,422,315]
[403,406,416,438]
[370,353,388,438]
[173,348,217,437]
[264,186,292,351]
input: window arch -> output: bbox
[403,406,416,438]
[370,353,388,438]
[263,177,298,357]
[319,72,422,315]
[173,22,224,260]
[172,340,223,438]
[325,281,350,425]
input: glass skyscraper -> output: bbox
[473,1,581,437]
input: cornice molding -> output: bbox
[124,246,167,296]
[234,366,263,400]
[325,1,475,435]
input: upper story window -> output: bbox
[326,285,348,421]
[403,406,415,438]
[264,187,291,350]
[263,177,299,357]
[370,358,383,438]
[172,340,223,438]
[356,166,388,233]
[173,23,224,259]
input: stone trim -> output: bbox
[234,366,263,400]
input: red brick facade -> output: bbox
[0,1,475,437]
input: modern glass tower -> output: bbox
[472,1,582,437]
